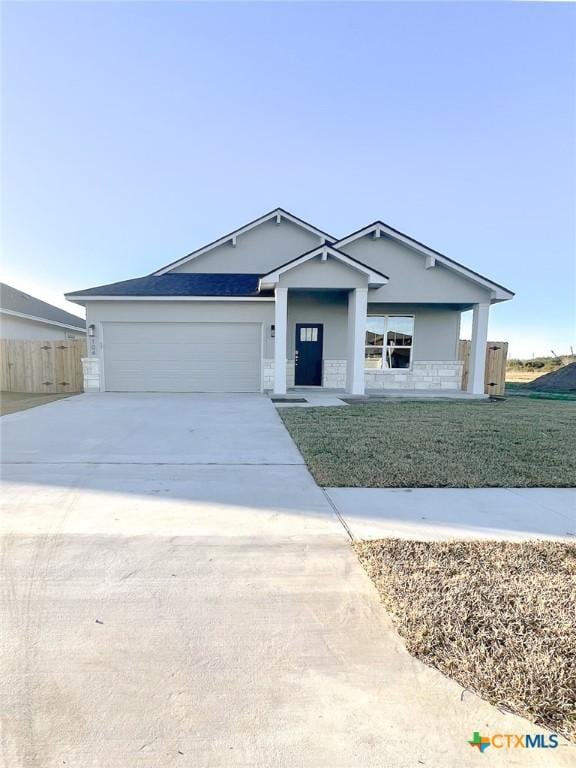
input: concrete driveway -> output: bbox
[1,394,573,767]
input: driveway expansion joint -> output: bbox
[321,487,354,542]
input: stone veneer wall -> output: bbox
[263,359,346,389]
[322,360,347,388]
[365,361,463,390]
[85,356,462,393]
[263,359,294,389]
[264,359,463,391]
[81,357,101,392]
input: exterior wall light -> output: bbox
[271,324,275,338]
[88,324,96,337]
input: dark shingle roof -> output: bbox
[1,282,86,329]
[67,274,271,299]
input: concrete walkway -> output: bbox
[326,487,576,541]
[1,394,573,766]
[271,390,489,408]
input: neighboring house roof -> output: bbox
[66,274,274,300]
[334,221,514,299]
[259,243,389,289]
[153,207,337,275]
[0,282,86,331]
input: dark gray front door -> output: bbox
[295,324,323,386]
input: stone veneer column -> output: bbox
[81,357,101,392]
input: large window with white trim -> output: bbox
[365,315,414,370]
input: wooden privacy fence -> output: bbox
[0,339,86,394]
[458,340,508,396]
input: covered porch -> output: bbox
[266,293,490,398]
[267,286,367,395]
[259,242,490,397]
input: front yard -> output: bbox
[354,539,576,740]
[279,398,576,487]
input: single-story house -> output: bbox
[1,282,86,341]
[66,208,513,396]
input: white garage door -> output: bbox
[103,322,262,392]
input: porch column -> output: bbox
[346,288,368,395]
[274,286,288,394]
[468,302,490,394]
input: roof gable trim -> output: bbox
[153,208,337,275]
[259,244,389,289]
[335,222,514,300]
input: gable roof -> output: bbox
[66,208,514,303]
[334,222,514,300]
[153,207,337,276]
[1,282,86,330]
[259,243,389,289]
[66,274,273,302]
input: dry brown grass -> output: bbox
[354,539,576,740]
[506,370,542,383]
[0,391,75,416]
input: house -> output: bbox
[66,208,513,396]
[1,282,86,341]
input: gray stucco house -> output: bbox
[66,208,513,396]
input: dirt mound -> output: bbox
[528,362,576,392]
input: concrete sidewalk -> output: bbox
[2,394,574,766]
[325,487,576,541]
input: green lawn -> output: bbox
[505,382,576,401]
[279,398,576,487]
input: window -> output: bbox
[365,315,414,369]
[300,327,318,342]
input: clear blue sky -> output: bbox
[2,1,575,357]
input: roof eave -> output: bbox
[0,307,86,331]
[65,294,274,302]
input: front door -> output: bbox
[295,324,323,386]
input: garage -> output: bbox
[103,322,262,392]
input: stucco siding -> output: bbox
[278,256,368,289]
[84,297,461,391]
[86,301,275,358]
[285,296,459,363]
[169,219,323,274]
[341,236,492,304]
[286,291,348,359]
[1,313,84,341]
